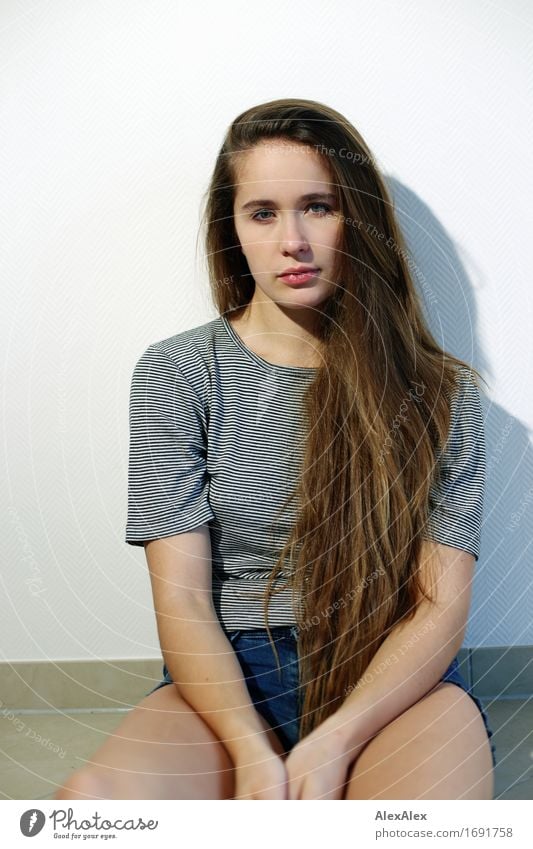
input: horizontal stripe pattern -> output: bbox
[422,367,486,561]
[126,316,485,631]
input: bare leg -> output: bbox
[53,683,286,800]
[344,682,494,800]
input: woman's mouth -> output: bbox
[278,269,320,285]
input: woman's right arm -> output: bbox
[144,525,280,767]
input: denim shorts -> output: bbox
[148,625,497,769]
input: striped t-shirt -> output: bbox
[125,315,486,632]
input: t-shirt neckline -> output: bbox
[220,315,318,375]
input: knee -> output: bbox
[54,767,110,801]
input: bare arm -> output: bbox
[145,524,273,761]
[323,540,475,753]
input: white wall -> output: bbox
[1,0,531,661]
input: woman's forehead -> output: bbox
[233,143,336,201]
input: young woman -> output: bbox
[54,98,496,801]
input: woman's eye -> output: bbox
[251,209,274,221]
[251,203,333,221]
[308,202,333,215]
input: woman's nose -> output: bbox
[278,212,311,252]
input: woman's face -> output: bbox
[232,140,342,314]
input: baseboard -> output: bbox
[456,646,533,699]
[0,659,165,711]
[1,647,531,711]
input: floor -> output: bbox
[1,697,531,800]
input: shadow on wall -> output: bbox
[387,177,532,648]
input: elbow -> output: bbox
[153,590,218,633]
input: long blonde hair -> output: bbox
[201,98,485,738]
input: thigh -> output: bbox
[55,684,284,800]
[344,682,494,800]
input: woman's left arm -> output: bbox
[285,541,476,799]
[325,541,475,752]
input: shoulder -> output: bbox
[133,316,221,396]
[448,365,485,426]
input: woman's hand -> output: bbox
[232,742,289,799]
[284,717,366,800]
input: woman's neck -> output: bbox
[228,303,323,369]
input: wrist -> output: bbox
[224,729,278,763]
[321,708,372,759]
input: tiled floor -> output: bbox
[1,698,531,800]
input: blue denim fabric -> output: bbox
[147,626,497,768]
[147,625,301,753]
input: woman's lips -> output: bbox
[278,270,320,285]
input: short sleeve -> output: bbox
[125,344,214,546]
[421,368,486,561]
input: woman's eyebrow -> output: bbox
[240,192,337,212]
